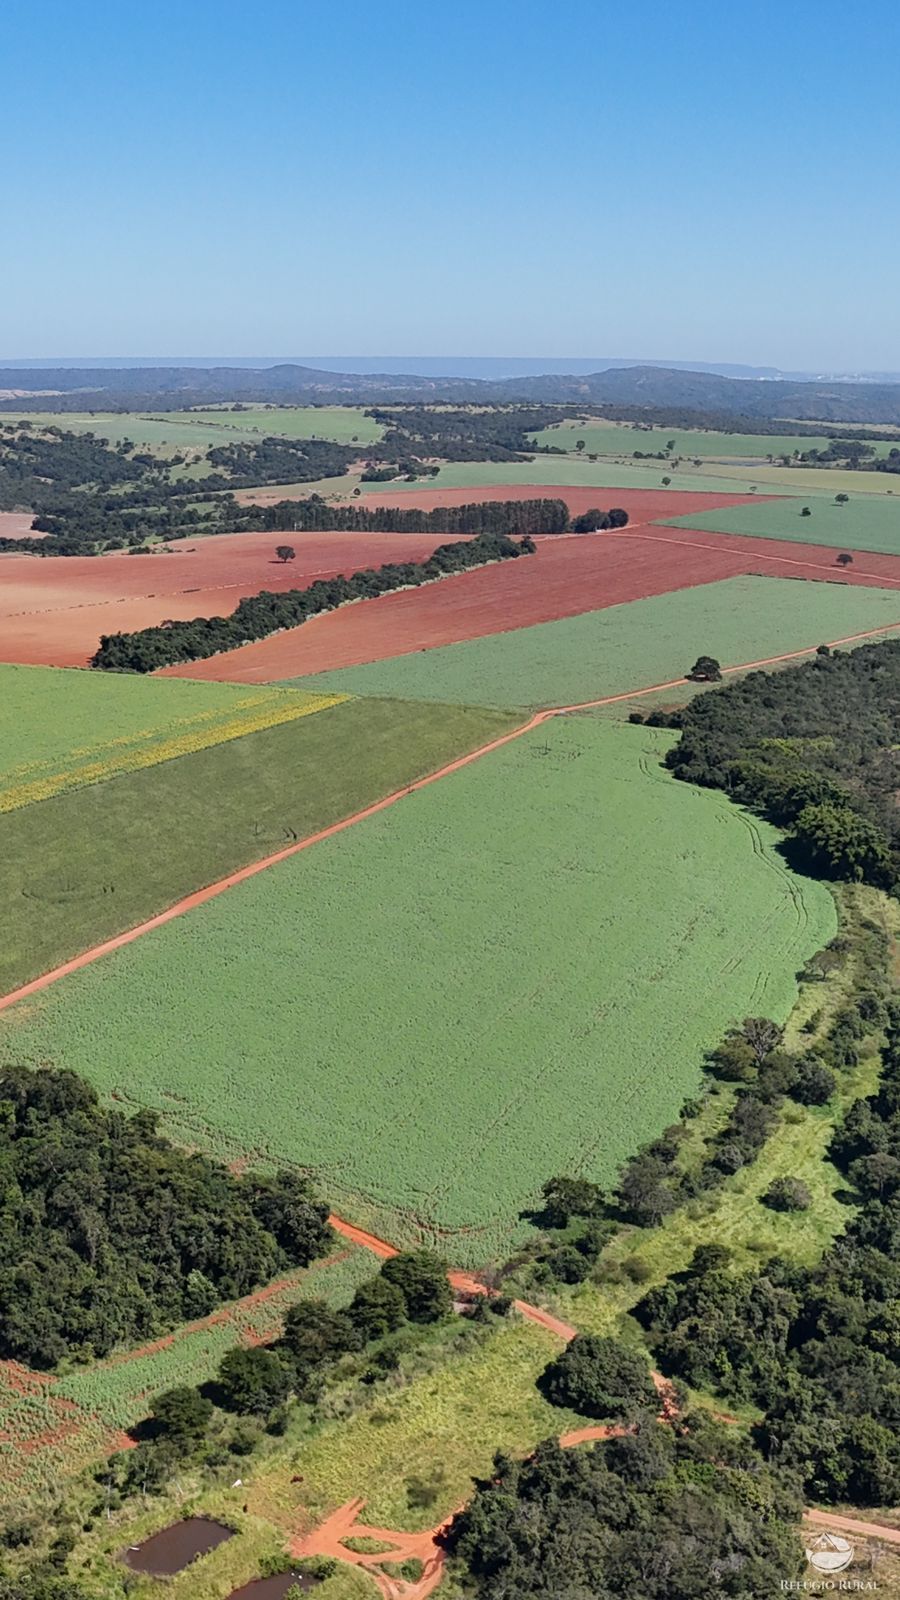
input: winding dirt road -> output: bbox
[2,622,898,1019]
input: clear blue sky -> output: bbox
[5,0,898,369]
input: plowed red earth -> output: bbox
[351,485,766,518]
[160,519,900,685]
[0,530,465,668]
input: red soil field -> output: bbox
[352,483,767,519]
[161,518,900,685]
[0,529,464,668]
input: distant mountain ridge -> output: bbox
[3,361,900,423]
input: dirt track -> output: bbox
[161,519,900,684]
[3,624,900,1020]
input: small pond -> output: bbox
[227,1574,317,1599]
[122,1516,234,1575]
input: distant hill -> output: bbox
[3,361,900,423]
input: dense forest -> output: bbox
[367,405,576,462]
[231,494,574,536]
[0,1065,331,1368]
[636,1000,900,1505]
[91,528,536,670]
[444,1420,803,1597]
[663,641,900,890]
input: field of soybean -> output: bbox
[0,719,835,1263]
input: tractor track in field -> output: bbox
[1,622,897,1018]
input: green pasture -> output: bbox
[184,403,384,444]
[663,494,900,556]
[356,457,761,495]
[1,411,257,455]
[529,417,898,460]
[0,694,515,992]
[290,575,900,710]
[688,460,900,495]
[0,719,835,1261]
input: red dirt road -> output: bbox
[0,530,466,668]
[4,627,900,1018]
[161,519,900,685]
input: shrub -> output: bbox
[761,1177,812,1212]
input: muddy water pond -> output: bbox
[122,1516,234,1574]
[227,1574,317,1599]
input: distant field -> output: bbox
[185,404,384,444]
[689,460,900,496]
[529,418,898,460]
[1,411,254,454]
[0,719,835,1260]
[1,404,383,452]
[290,575,900,709]
[664,494,900,556]
[0,695,516,992]
[352,457,764,495]
[0,663,343,811]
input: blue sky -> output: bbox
[4,0,898,368]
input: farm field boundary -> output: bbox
[663,494,900,555]
[527,418,900,461]
[0,529,466,668]
[0,663,345,812]
[281,575,900,709]
[0,696,518,994]
[0,1250,371,1498]
[0,718,835,1260]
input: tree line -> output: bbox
[91,529,536,671]
[0,1065,332,1369]
[661,640,900,890]
[636,994,900,1506]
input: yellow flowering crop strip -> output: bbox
[0,687,348,814]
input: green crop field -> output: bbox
[0,695,517,992]
[183,404,384,444]
[529,418,898,460]
[0,663,344,813]
[663,494,900,555]
[684,460,900,495]
[356,457,761,495]
[290,575,900,710]
[0,719,835,1260]
[1,411,262,454]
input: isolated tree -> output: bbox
[348,1276,407,1340]
[835,492,850,505]
[218,1346,289,1414]
[836,551,854,567]
[275,544,296,563]
[575,438,586,453]
[801,505,812,517]
[688,654,722,681]
[381,1250,451,1323]
[540,1335,658,1419]
[541,1175,605,1228]
[730,1017,784,1064]
[150,1385,213,1445]
[791,1055,836,1105]
[666,439,676,451]
[661,476,672,487]
[761,1177,811,1212]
